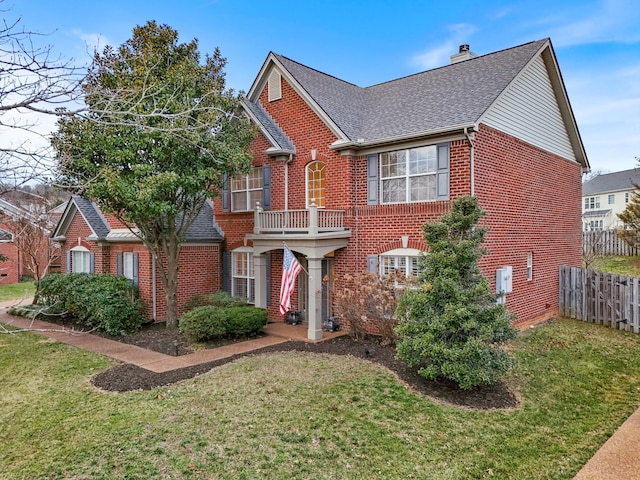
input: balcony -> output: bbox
[253,202,349,236]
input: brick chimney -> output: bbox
[450,44,477,64]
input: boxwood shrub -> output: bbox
[36,273,145,335]
[178,305,227,342]
[225,306,268,337]
[179,304,268,342]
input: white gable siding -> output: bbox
[482,55,576,162]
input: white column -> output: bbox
[307,257,323,340]
[253,253,267,308]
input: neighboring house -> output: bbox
[215,38,589,339]
[582,168,639,231]
[51,196,223,320]
[0,198,56,283]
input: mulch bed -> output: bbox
[90,322,519,410]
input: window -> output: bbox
[584,196,600,209]
[381,146,441,203]
[232,251,255,303]
[231,167,263,212]
[589,220,604,231]
[0,228,12,242]
[306,161,325,207]
[71,248,92,273]
[123,253,135,281]
[608,194,615,205]
[379,255,419,278]
[527,253,533,281]
[626,192,630,204]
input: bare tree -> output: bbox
[0,2,84,192]
[582,229,607,269]
[0,193,60,281]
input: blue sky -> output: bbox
[9,0,640,173]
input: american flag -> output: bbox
[280,246,302,315]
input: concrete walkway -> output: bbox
[1,298,639,478]
[0,299,344,373]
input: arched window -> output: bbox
[306,161,325,207]
[378,248,421,278]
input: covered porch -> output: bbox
[247,203,350,340]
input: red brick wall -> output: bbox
[473,124,583,325]
[0,221,19,284]
[59,210,222,322]
[216,74,584,329]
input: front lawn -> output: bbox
[1,318,640,479]
[0,281,35,302]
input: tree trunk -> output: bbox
[163,235,180,329]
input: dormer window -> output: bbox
[268,70,282,102]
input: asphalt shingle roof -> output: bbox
[270,39,547,143]
[72,196,110,239]
[61,196,222,243]
[242,99,295,152]
[183,199,224,242]
[582,169,640,196]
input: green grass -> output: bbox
[2,318,640,479]
[587,256,640,276]
[0,281,35,302]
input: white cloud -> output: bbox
[410,23,477,70]
[532,0,640,46]
[566,62,640,171]
[71,29,112,55]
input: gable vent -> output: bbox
[268,70,282,102]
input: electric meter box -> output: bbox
[496,266,513,295]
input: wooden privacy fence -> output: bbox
[583,230,640,256]
[559,265,640,333]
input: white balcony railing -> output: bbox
[253,202,346,235]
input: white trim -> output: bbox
[381,248,421,257]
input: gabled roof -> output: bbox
[246,39,588,169]
[583,169,640,196]
[52,196,223,243]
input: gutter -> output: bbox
[329,123,477,151]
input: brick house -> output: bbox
[0,198,57,284]
[216,38,589,339]
[51,196,223,320]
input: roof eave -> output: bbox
[330,123,477,152]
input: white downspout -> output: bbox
[465,127,475,196]
[284,154,291,210]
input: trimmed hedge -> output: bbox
[225,306,268,337]
[178,305,227,342]
[36,273,145,335]
[179,304,267,342]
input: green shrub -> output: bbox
[179,305,227,342]
[225,306,268,337]
[395,196,517,390]
[36,273,145,335]
[184,291,248,311]
[178,304,268,342]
